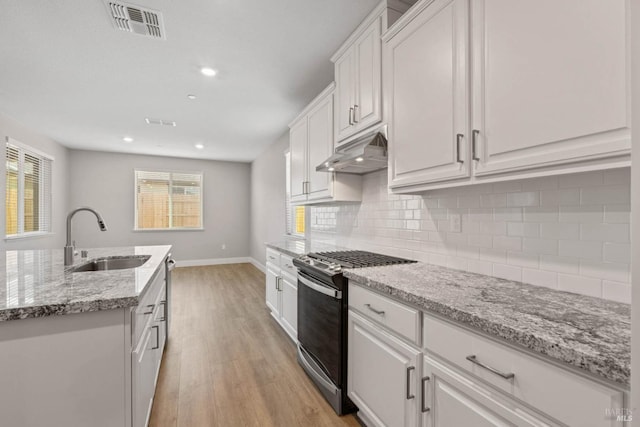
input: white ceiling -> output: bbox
[0,0,379,162]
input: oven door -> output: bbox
[296,271,343,389]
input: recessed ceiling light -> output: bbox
[195,143,204,149]
[123,136,133,143]
[200,67,217,77]
[187,94,197,100]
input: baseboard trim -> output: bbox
[176,257,251,267]
[249,257,266,273]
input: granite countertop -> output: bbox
[0,245,172,322]
[344,263,631,386]
[266,239,344,258]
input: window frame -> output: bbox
[284,150,305,237]
[5,138,54,240]
[133,168,204,232]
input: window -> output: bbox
[5,139,53,238]
[285,151,305,236]
[135,170,203,230]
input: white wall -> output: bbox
[250,132,289,266]
[67,150,250,263]
[0,113,69,250]
[311,168,631,303]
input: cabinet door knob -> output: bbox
[421,376,431,413]
[406,366,415,400]
[456,133,464,164]
[472,129,480,161]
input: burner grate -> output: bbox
[310,250,417,269]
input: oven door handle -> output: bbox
[298,273,342,300]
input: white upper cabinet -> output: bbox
[333,1,415,146]
[289,83,362,205]
[385,0,470,189]
[471,0,630,176]
[384,0,631,193]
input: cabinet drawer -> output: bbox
[266,248,280,265]
[133,267,165,346]
[423,314,624,426]
[349,284,420,345]
[280,254,297,277]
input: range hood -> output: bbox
[316,126,388,174]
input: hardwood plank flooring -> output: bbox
[149,264,361,427]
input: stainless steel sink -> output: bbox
[70,255,151,272]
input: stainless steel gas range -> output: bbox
[292,250,416,415]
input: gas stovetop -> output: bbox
[293,250,417,277]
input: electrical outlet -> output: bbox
[449,214,462,233]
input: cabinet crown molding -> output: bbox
[288,82,335,128]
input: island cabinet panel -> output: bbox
[0,308,129,427]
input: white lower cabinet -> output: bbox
[348,310,420,427]
[265,248,298,342]
[347,283,627,427]
[423,355,556,427]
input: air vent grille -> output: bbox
[105,1,165,39]
[145,118,176,127]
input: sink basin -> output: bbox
[70,255,151,272]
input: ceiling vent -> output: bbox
[105,1,165,39]
[145,118,176,127]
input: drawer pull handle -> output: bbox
[151,325,160,350]
[421,376,430,413]
[472,129,480,161]
[466,355,515,380]
[406,366,415,400]
[143,304,155,315]
[456,133,464,164]
[365,304,385,315]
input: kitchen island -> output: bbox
[0,245,172,427]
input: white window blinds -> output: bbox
[5,139,53,238]
[135,170,203,230]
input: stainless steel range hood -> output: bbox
[316,125,388,174]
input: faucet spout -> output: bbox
[65,207,108,266]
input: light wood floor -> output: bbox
[149,264,361,427]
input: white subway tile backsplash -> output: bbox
[523,206,558,222]
[310,169,630,303]
[493,264,522,282]
[580,260,629,283]
[540,255,581,275]
[581,223,630,243]
[604,204,631,224]
[522,268,558,289]
[558,240,602,261]
[507,222,540,237]
[507,191,540,207]
[540,222,580,240]
[602,280,631,304]
[522,238,558,255]
[493,236,522,251]
[557,274,602,298]
[581,186,630,205]
[603,243,631,264]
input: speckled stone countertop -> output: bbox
[0,245,172,322]
[344,263,630,386]
[265,240,343,258]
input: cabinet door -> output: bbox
[265,264,281,318]
[386,0,470,190]
[335,49,356,141]
[289,118,308,202]
[423,355,560,427]
[348,310,420,427]
[353,16,382,133]
[471,0,630,176]
[280,274,298,341]
[133,327,156,427]
[307,92,334,201]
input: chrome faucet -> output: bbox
[64,207,108,265]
